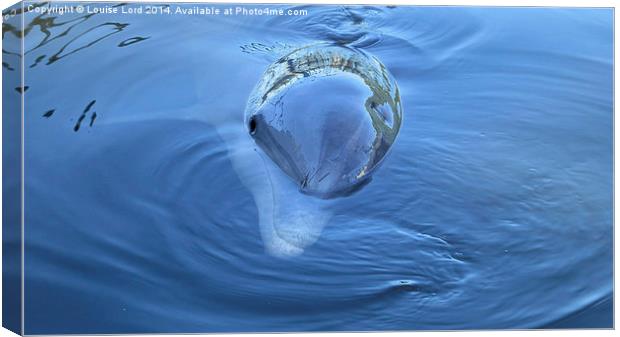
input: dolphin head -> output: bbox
[245,44,402,199]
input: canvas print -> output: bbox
[1,1,613,334]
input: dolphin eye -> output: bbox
[248,116,257,135]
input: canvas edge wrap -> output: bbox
[2,1,24,335]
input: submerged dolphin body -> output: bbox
[213,43,402,257]
[245,44,403,199]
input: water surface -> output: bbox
[2,3,613,333]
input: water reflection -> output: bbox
[42,109,55,118]
[15,86,29,93]
[47,22,128,64]
[3,61,14,70]
[4,1,138,62]
[3,2,150,132]
[73,99,96,132]
[29,54,46,68]
[118,36,148,47]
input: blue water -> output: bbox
[4,3,613,334]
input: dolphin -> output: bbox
[213,43,402,257]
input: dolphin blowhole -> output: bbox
[248,115,258,135]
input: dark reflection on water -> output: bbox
[2,61,14,70]
[15,85,28,93]
[42,109,55,118]
[47,22,129,64]
[73,99,96,131]
[29,54,46,68]
[118,36,149,47]
[8,2,613,334]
